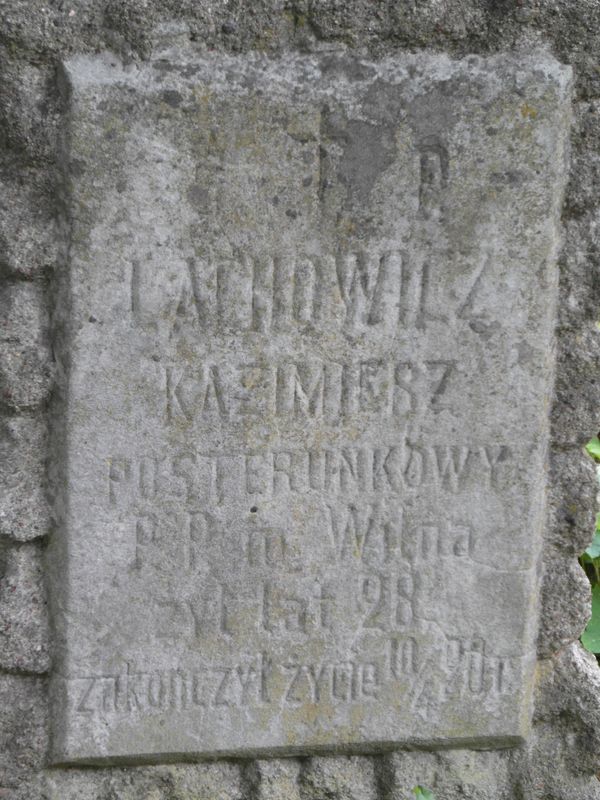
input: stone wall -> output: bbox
[0,2,599,798]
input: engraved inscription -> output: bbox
[52,51,570,762]
[67,635,520,716]
[108,443,514,508]
[130,248,441,334]
[160,359,456,423]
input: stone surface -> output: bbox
[519,644,600,798]
[546,448,597,556]
[0,56,58,164]
[0,0,597,797]
[538,553,591,657]
[48,49,572,763]
[0,170,58,278]
[0,281,53,411]
[300,756,377,800]
[380,749,515,800]
[0,674,47,789]
[0,415,50,541]
[44,762,244,800]
[244,759,302,800]
[0,541,49,673]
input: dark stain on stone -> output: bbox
[320,54,377,82]
[321,107,397,207]
[469,318,501,339]
[517,340,536,364]
[490,170,527,186]
[186,185,209,209]
[161,90,183,108]
[152,60,177,73]
[69,159,86,177]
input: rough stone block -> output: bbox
[0,541,49,673]
[547,447,597,556]
[0,56,58,163]
[0,281,53,411]
[0,674,47,788]
[538,555,591,657]
[516,644,600,797]
[0,415,49,541]
[381,749,514,800]
[244,759,301,800]
[300,756,376,800]
[0,169,57,278]
[552,324,600,443]
[49,49,571,762]
[45,762,244,800]
[566,101,600,220]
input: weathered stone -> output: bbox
[300,756,377,800]
[244,759,301,800]
[0,172,58,278]
[538,553,591,657]
[0,415,50,541]
[0,56,58,164]
[44,762,244,800]
[565,102,600,220]
[518,644,600,798]
[49,49,571,763]
[0,778,46,800]
[0,674,47,788]
[547,448,597,556]
[0,281,53,411]
[0,541,49,673]
[553,326,600,442]
[379,749,515,800]
[0,0,597,796]
[537,644,600,771]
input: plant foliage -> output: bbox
[581,436,600,654]
[586,436,600,461]
[582,585,600,653]
[412,787,436,800]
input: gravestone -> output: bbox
[49,49,571,763]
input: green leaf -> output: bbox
[585,436,600,461]
[582,584,600,653]
[585,530,600,559]
[596,512,600,533]
[413,788,435,800]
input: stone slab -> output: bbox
[49,48,571,763]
